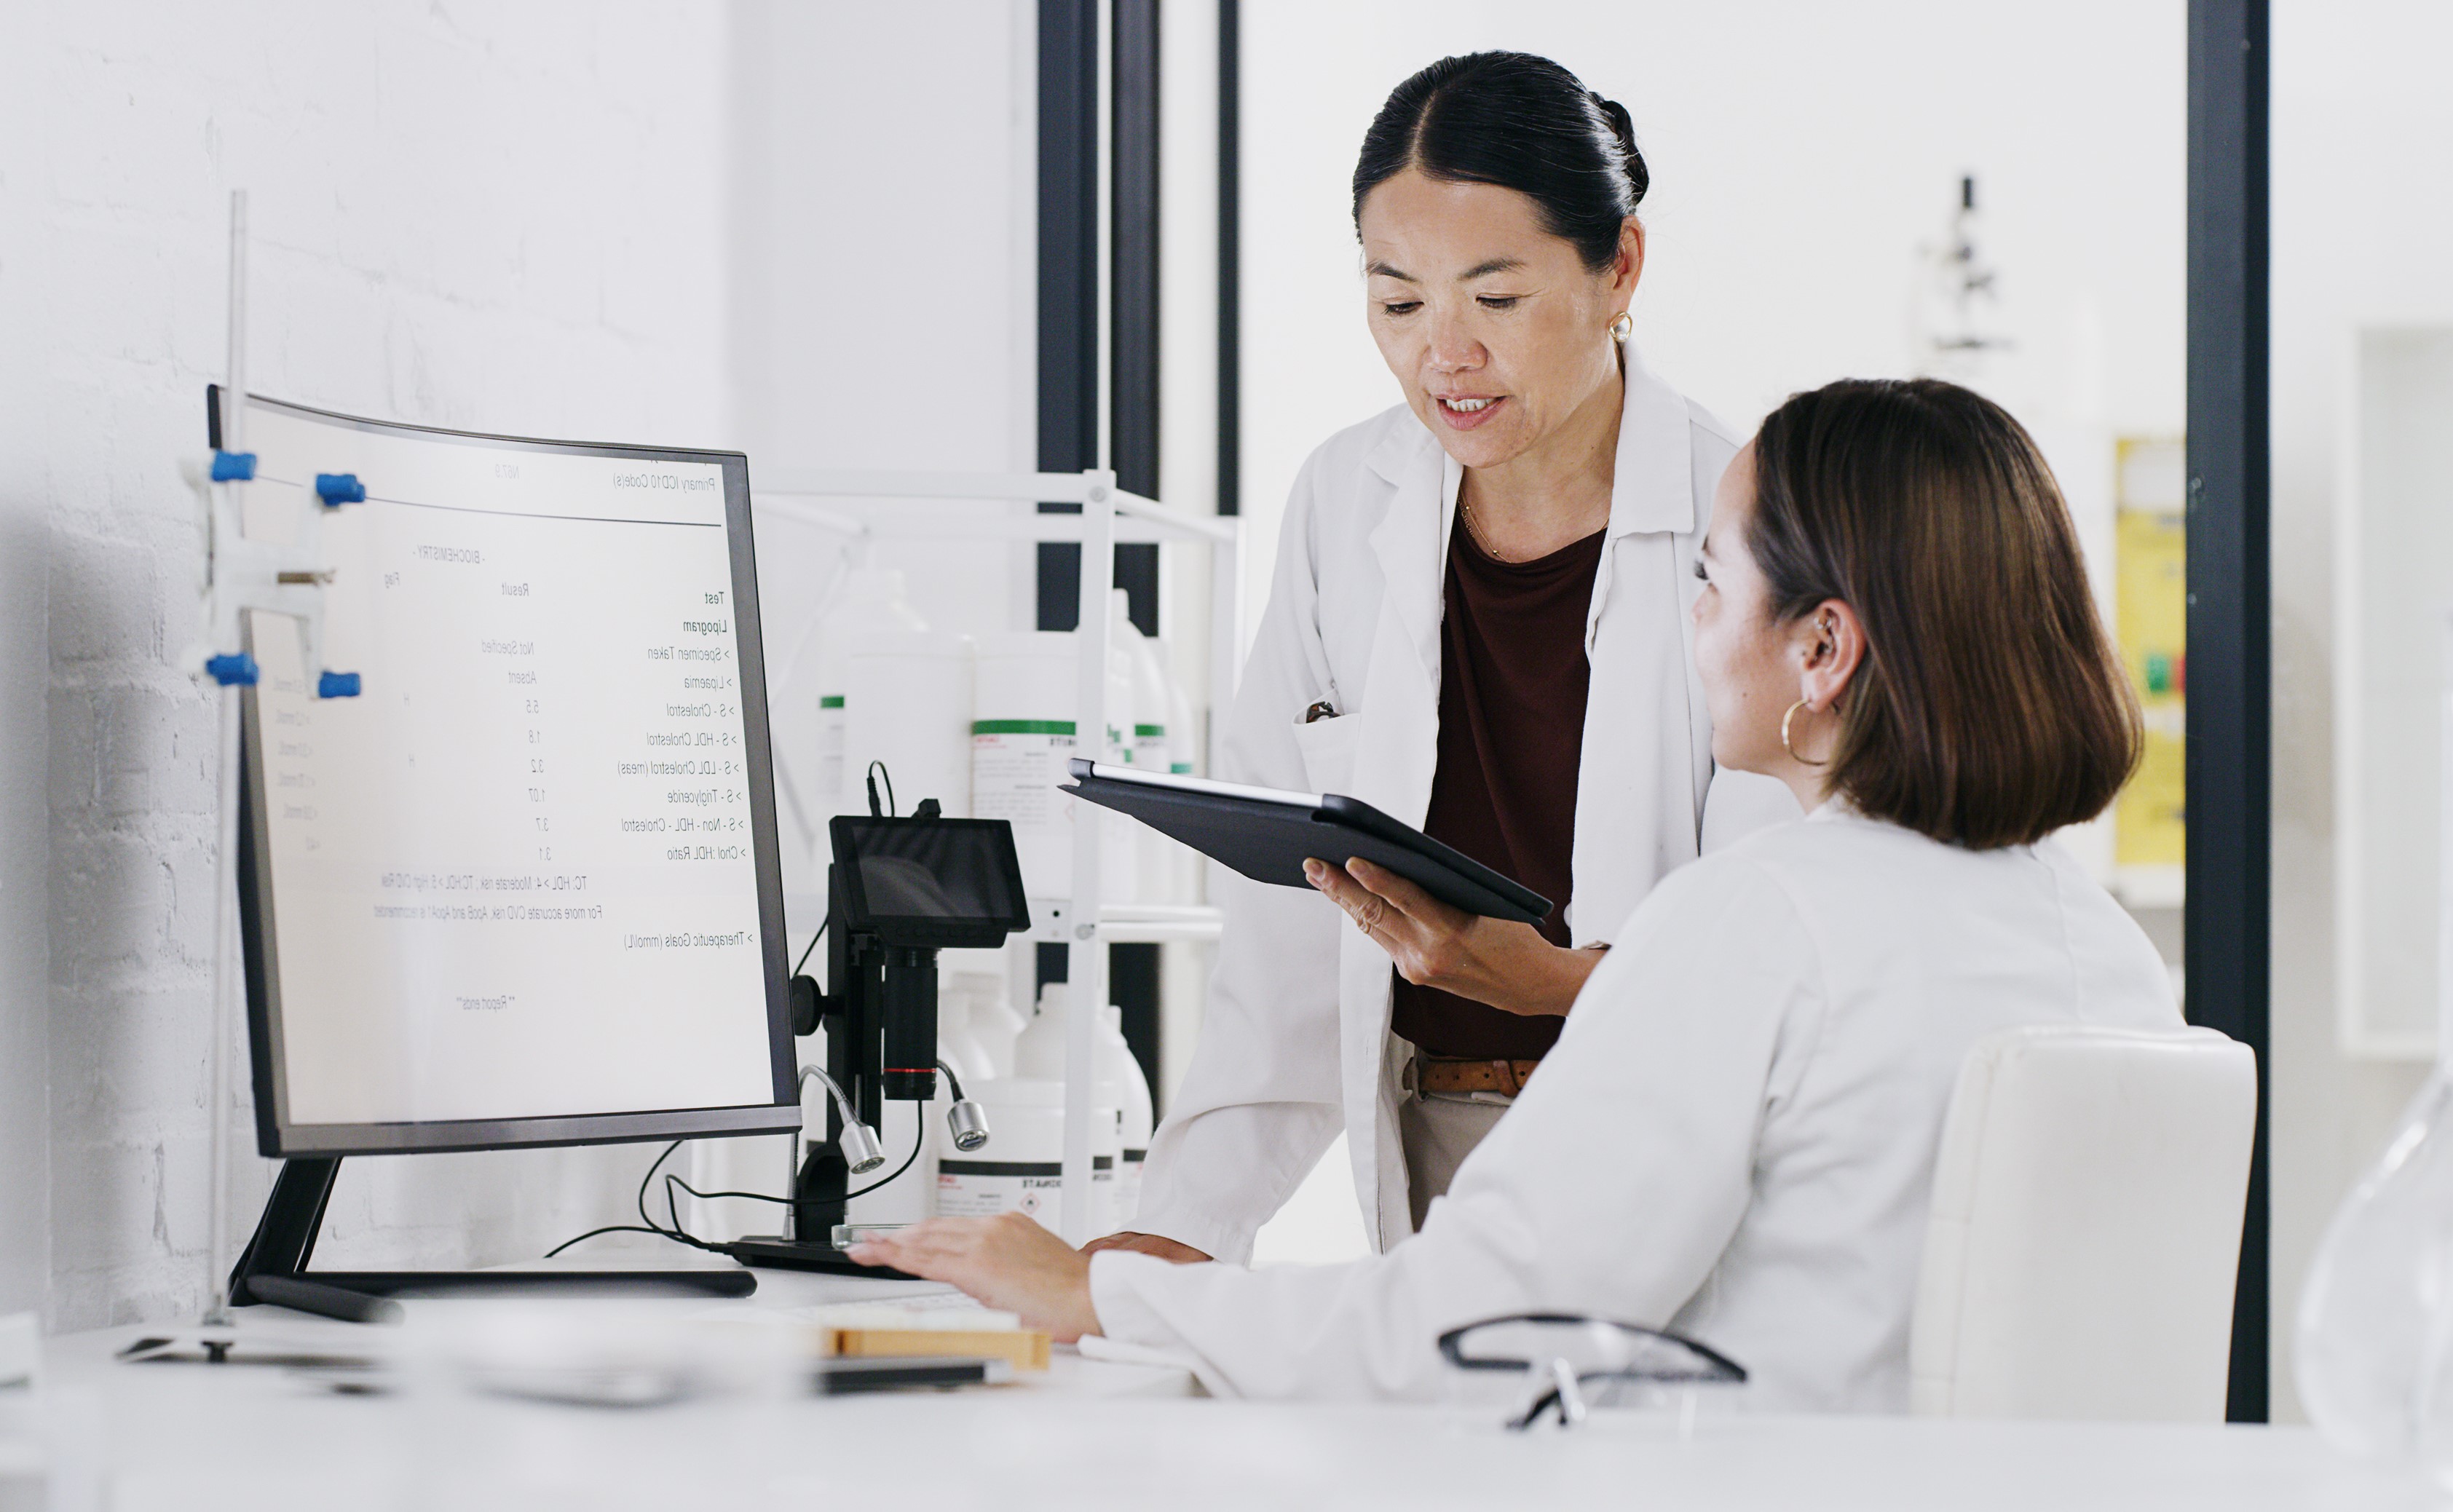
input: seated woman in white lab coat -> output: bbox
[849,376,2181,1412]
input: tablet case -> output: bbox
[1063,759,1551,925]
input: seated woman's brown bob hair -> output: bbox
[1747,378,2141,850]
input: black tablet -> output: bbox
[1063,759,1551,925]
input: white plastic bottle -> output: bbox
[963,969,1029,1080]
[935,1079,1121,1235]
[843,630,974,817]
[936,967,1000,1088]
[1015,985,1156,1228]
[811,569,928,815]
[1100,1003,1157,1227]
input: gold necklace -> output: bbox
[1458,495,1515,562]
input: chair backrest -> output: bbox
[1909,1024,2256,1421]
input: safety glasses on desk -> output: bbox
[1438,1315,1747,1432]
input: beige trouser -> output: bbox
[1399,1088,1512,1232]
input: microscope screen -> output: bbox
[844,824,1024,925]
[234,393,787,1144]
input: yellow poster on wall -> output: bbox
[2114,438,2186,880]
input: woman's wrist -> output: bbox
[1522,939,1604,1015]
[1464,930,1603,1017]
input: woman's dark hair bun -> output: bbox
[1352,51,1647,273]
[1589,92,1648,206]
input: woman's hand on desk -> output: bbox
[1304,857,1603,1016]
[1081,1231,1212,1264]
[844,1214,1103,1343]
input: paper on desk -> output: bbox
[686,1300,1018,1332]
[792,1302,1021,1332]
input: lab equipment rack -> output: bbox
[755,469,1240,1243]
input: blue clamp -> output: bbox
[314,473,366,506]
[210,451,258,483]
[205,652,260,687]
[316,670,363,699]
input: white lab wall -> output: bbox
[0,60,55,1315]
[2267,0,2450,1425]
[727,0,1038,660]
[6,1,736,1329]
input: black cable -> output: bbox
[543,1139,717,1260]
[936,1057,967,1101]
[865,759,896,818]
[636,1140,684,1236]
[544,1224,675,1259]
[644,1143,719,1252]
[662,1175,789,1207]
[794,917,829,977]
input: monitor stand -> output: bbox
[230,1157,758,1324]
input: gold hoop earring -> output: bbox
[1608,311,1634,342]
[1782,699,1828,767]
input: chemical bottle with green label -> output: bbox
[971,628,1137,901]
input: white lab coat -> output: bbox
[1091,804,2183,1410]
[1133,348,1798,1263]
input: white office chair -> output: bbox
[1908,1024,2257,1422]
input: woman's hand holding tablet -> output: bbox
[1302,856,1603,1018]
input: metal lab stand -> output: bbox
[755,469,1240,1242]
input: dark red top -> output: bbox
[1389,510,1605,1061]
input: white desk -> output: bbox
[15,1267,2435,1512]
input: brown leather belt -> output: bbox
[1411,1056,1543,1098]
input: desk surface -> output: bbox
[15,1266,2436,1512]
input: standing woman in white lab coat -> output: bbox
[1084,52,1796,1264]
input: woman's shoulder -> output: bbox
[1699,807,2012,899]
[1674,807,2170,1001]
[1633,809,1996,943]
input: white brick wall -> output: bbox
[1,0,1042,1331]
[7,1,738,1329]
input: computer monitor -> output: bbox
[216,389,799,1157]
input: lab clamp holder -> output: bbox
[186,189,368,1329]
[722,798,1030,1275]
